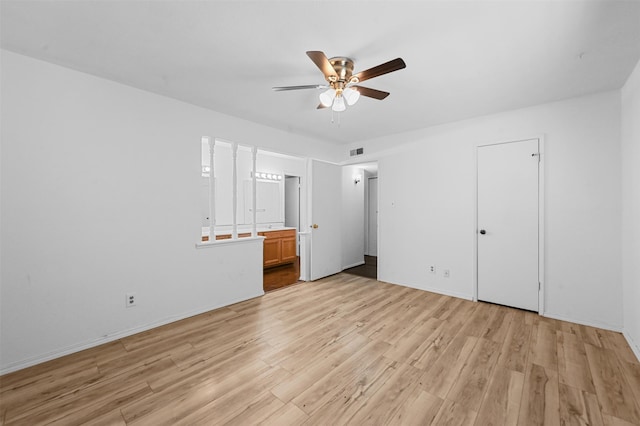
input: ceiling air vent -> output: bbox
[350,147,364,157]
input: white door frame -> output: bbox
[473,136,545,314]
[366,176,378,256]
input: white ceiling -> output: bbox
[2,1,640,145]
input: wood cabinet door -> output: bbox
[280,236,297,263]
[263,238,282,267]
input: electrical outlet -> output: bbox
[443,269,450,278]
[429,265,436,274]
[126,292,137,308]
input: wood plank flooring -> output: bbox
[1,273,639,425]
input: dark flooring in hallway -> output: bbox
[343,255,377,280]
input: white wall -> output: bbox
[348,91,623,330]
[622,59,640,358]
[341,165,365,269]
[0,50,339,373]
[255,151,307,229]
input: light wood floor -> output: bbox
[1,274,639,425]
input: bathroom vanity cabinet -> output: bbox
[259,228,297,268]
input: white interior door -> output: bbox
[368,177,378,256]
[477,139,540,311]
[310,160,342,280]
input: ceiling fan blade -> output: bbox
[353,58,406,83]
[306,51,337,78]
[353,86,390,100]
[272,84,327,91]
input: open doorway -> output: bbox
[343,162,378,280]
[263,173,303,292]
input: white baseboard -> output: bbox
[383,279,473,301]
[623,330,640,362]
[342,260,365,270]
[419,285,474,301]
[542,312,622,333]
[0,291,265,375]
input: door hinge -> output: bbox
[539,282,541,291]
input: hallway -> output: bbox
[343,256,377,280]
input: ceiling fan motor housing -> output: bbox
[328,57,357,90]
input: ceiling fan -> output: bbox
[273,51,406,112]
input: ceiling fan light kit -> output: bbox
[332,95,346,112]
[273,50,406,116]
[343,87,360,106]
[319,88,336,107]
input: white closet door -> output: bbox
[477,139,540,311]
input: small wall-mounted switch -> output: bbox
[126,293,137,308]
[443,269,450,278]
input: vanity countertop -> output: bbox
[202,226,297,236]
